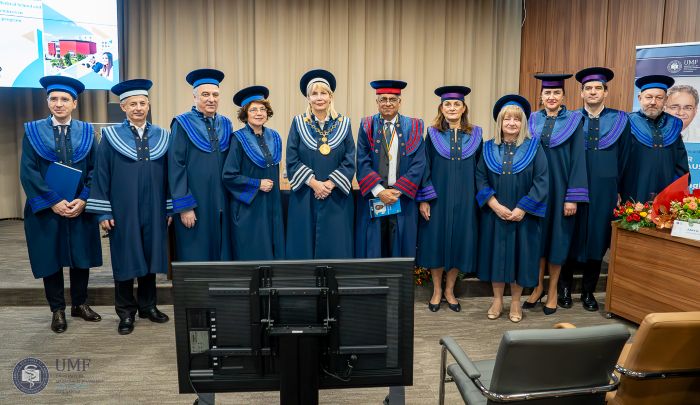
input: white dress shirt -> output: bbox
[371,115,399,197]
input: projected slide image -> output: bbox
[0,0,119,90]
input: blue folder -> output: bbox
[45,162,82,201]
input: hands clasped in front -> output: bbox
[51,199,86,218]
[259,179,274,193]
[487,197,526,222]
[309,178,335,200]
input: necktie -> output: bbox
[384,122,394,160]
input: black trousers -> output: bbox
[559,260,602,294]
[114,273,157,320]
[43,268,89,312]
[380,215,398,258]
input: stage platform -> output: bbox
[0,219,608,307]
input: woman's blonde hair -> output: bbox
[430,100,473,133]
[305,81,339,120]
[489,105,531,146]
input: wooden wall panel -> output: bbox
[663,0,700,44]
[605,0,664,110]
[519,0,547,112]
[521,0,700,112]
[520,0,607,112]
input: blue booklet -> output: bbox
[45,162,82,201]
[369,198,401,218]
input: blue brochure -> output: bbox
[369,198,402,218]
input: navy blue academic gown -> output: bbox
[620,111,689,202]
[570,108,630,262]
[169,108,233,261]
[530,107,588,265]
[475,139,549,287]
[355,114,426,258]
[285,113,355,260]
[222,124,285,260]
[415,126,481,273]
[19,117,102,279]
[86,121,171,282]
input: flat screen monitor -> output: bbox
[172,258,414,395]
[0,0,120,90]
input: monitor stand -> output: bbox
[278,333,322,405]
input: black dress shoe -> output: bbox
[71,304,102,322]
[581,292,599,311]
[138,307,169,323]
[447,302,461,312]
[118,317,134,335]
[428,302,441,312]
[557,287,573,308]
[51,309,67,333]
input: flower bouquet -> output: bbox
[651,173,700,229]
[613,201,654,231]
[670,196,700,222]
[414,267,431,286]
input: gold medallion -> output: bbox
[388,152,393,161]
[319,143,331,155]
[321,136,328,143]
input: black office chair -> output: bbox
[439,324,630,404]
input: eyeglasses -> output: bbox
[377,97,400,105]
[667,105,696,113]
[249,107,268,114]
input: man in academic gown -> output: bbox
[620,74,689,203]
[561,67,631,311]
[355,80,426,260]
[355,79,425,405]
[169,69,233,261]
[86,79,172,335]
[20,76,103,333]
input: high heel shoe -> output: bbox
[509,302,522,323]
[487,302,503,320]
[522,290,545,309]
[428,301,441,312]
[447,302,461,312]
[543,305,557,315]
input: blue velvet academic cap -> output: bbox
[575,67,614,84]
[299,69,336,96]
[186,68,225,88]
[492,94,531,121]
[111,79,153,101]
[534,73,573,89]
[370,80,408,95]
[233,85,270,107]
[434,85,471,101]
[635,74,675,92]
[39,76,85,99]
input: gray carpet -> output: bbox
[1,297,635,404]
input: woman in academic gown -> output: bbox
[285,69,356,259]
[522,74,587,315]
[476,95,548,323]
[416,86,482,313]
[223,86,285,260]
